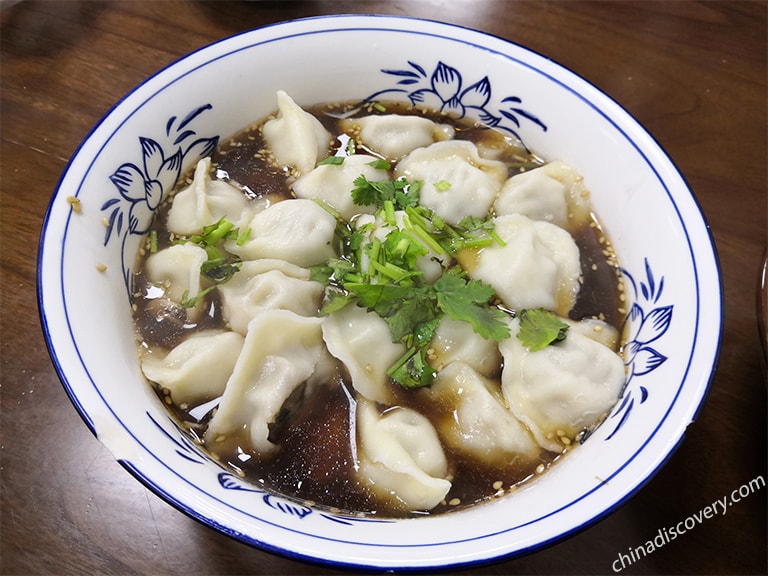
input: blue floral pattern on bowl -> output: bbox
[365,60,547,148]
[101,104,219,294]
[605,260,672,440]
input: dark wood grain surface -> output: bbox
[1,1,766,574]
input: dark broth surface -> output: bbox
[132,100,624,518]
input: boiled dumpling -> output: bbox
[493,160,591,230]
[467,213,581,317]
[427,361,539,463]
[226,198,336,266]
[166,157,250,236]
[292,154,387,220]
[141,330,244,406]
[218,259,324,335]
[321,303,405,404]
[500,317,626,452]
[340,114,454,161]
[428,316,501,377]
[262,90,332,176]
[356,398,451,512]
[394,140,507,225]
[205,310,326,454]
[143,243,209,320]
[144,243,208,303]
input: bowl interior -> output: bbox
[38,14,722,570]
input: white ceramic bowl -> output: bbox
[38,15,722,571]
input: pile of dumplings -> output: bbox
[137,91,627,515]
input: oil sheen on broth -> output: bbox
[132,99,626,518]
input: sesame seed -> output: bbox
[448,498,461,506]
[536,464,545,474]
[492,480,503,490]
[67,196,81,212]
[96,263,107,272]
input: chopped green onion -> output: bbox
[236,227,251,246]
[489,228,507,247]
[383,199,396,226]
[402,210,445,255]
[452,236,494,250]
[203,218,235,245]
[180,285,217,308]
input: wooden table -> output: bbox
[2,2,766,574]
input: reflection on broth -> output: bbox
[132,93,627,518]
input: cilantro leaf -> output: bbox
[368,158,391,170]
[317,156,345,166]
[351,175,394,206]
[457,214,493,232]
[394,178,421,209]
[346,283,436,339]
[310,259,359,287]
[351,174,421,211]
[382,229,428,271]
[433,274,510,341]
[318,288,353,315]
[516,308,569,351]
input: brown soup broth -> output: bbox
[132,100,624,518]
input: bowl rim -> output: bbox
[37,13,724,571]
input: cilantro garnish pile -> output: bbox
[310,157,514,389]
